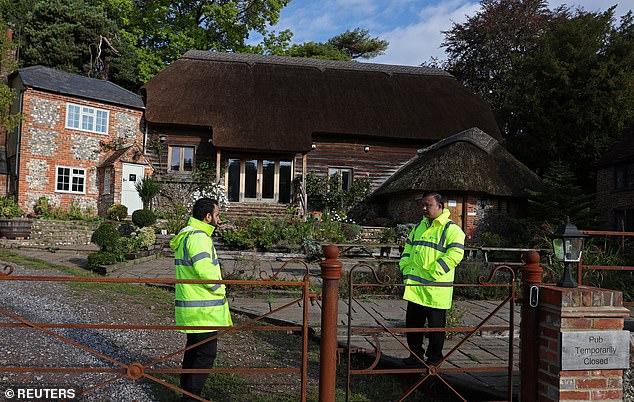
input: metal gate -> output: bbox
[0,260,315,402]
[344,263,517,402]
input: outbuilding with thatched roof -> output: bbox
[372,128,543,236]
[141,51,501,218]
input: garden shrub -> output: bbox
[0,196,23,218]
[136,227,156,249]
[132,209,157,227]
[314,220,345,243]
[91,222,122,254]
[33,196,51,216]
[135,177,162,209]
[107,204,128,221]
[117,223,136,237]
[163,204,188,235]
[379,227,396,244]
[341,223,362,241]
[87,251,119,271]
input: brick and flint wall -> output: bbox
[13,89,144,214]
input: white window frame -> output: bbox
[103,167,111,195]
[55,166,86,194]
[65,102,109,134]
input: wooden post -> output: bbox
[319,245,342,401]
[216,150,221,184]
[520,250,543,402]
[302,153,308,219]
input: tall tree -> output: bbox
[441,1,634,190]
[0,0,140,90]
[503,9,634,187]
[0,18,19,133]
[123,0,290,82]
[441,0,568,113]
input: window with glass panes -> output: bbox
[168,146,195,172]
[328,167,352,191]
[56,166,86,194]
[65,103,109,134]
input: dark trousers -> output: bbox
[405,301,446,363]
[181,332,218,402]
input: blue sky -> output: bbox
[257,0,634,66]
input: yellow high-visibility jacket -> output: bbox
[170,217,233,333]
[399,209,465,309]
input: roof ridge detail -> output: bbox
[182,50,454,77]
[419,127,499,155]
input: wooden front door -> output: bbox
[446,196,465,229]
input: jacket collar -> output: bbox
[426,208,451,227]
[187,217,215,236]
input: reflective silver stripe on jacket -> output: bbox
[175,230,214,266]
[446,242,464,250]
[410,221,459,253]
[175,298,227,307]
[438,258,451,273]
[403,274,454,285]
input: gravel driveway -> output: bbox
[0,263,184,401]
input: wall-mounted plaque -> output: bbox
[561,331,630,370]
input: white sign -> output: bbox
[561,331,630,370]
[448,200,457,207]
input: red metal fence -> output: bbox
[578,230,634,306]
[0,260,314,402]
[343,261,517,402]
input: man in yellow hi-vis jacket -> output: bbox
[399,192,465,367]
[170,198,232,402]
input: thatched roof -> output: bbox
[373,127,542,198]
[11,66,144,109]
[596,126,634,167]
[142,51,501,153]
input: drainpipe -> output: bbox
[142,117,147,153]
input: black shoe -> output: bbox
[402,355,425,367]
[424,357,442,367]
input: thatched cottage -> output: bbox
[372,128,543,236]
[141,51,502,221]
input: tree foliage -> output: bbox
[525,161,596,228]
[503,9,634,186]
[441,0,567,112]
[0,17,19,132]
[1,0,140,89]
[245,27,389,62]
[441,1,634,190]
[326,28,388,59]
[2,0,388,88]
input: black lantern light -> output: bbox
[552,216,586,288]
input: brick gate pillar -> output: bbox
[536,286,630,401]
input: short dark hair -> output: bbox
[422,192,444,209]
[192,198,218,221]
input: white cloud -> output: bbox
[263,0,633,66]
[370,0,480,66]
